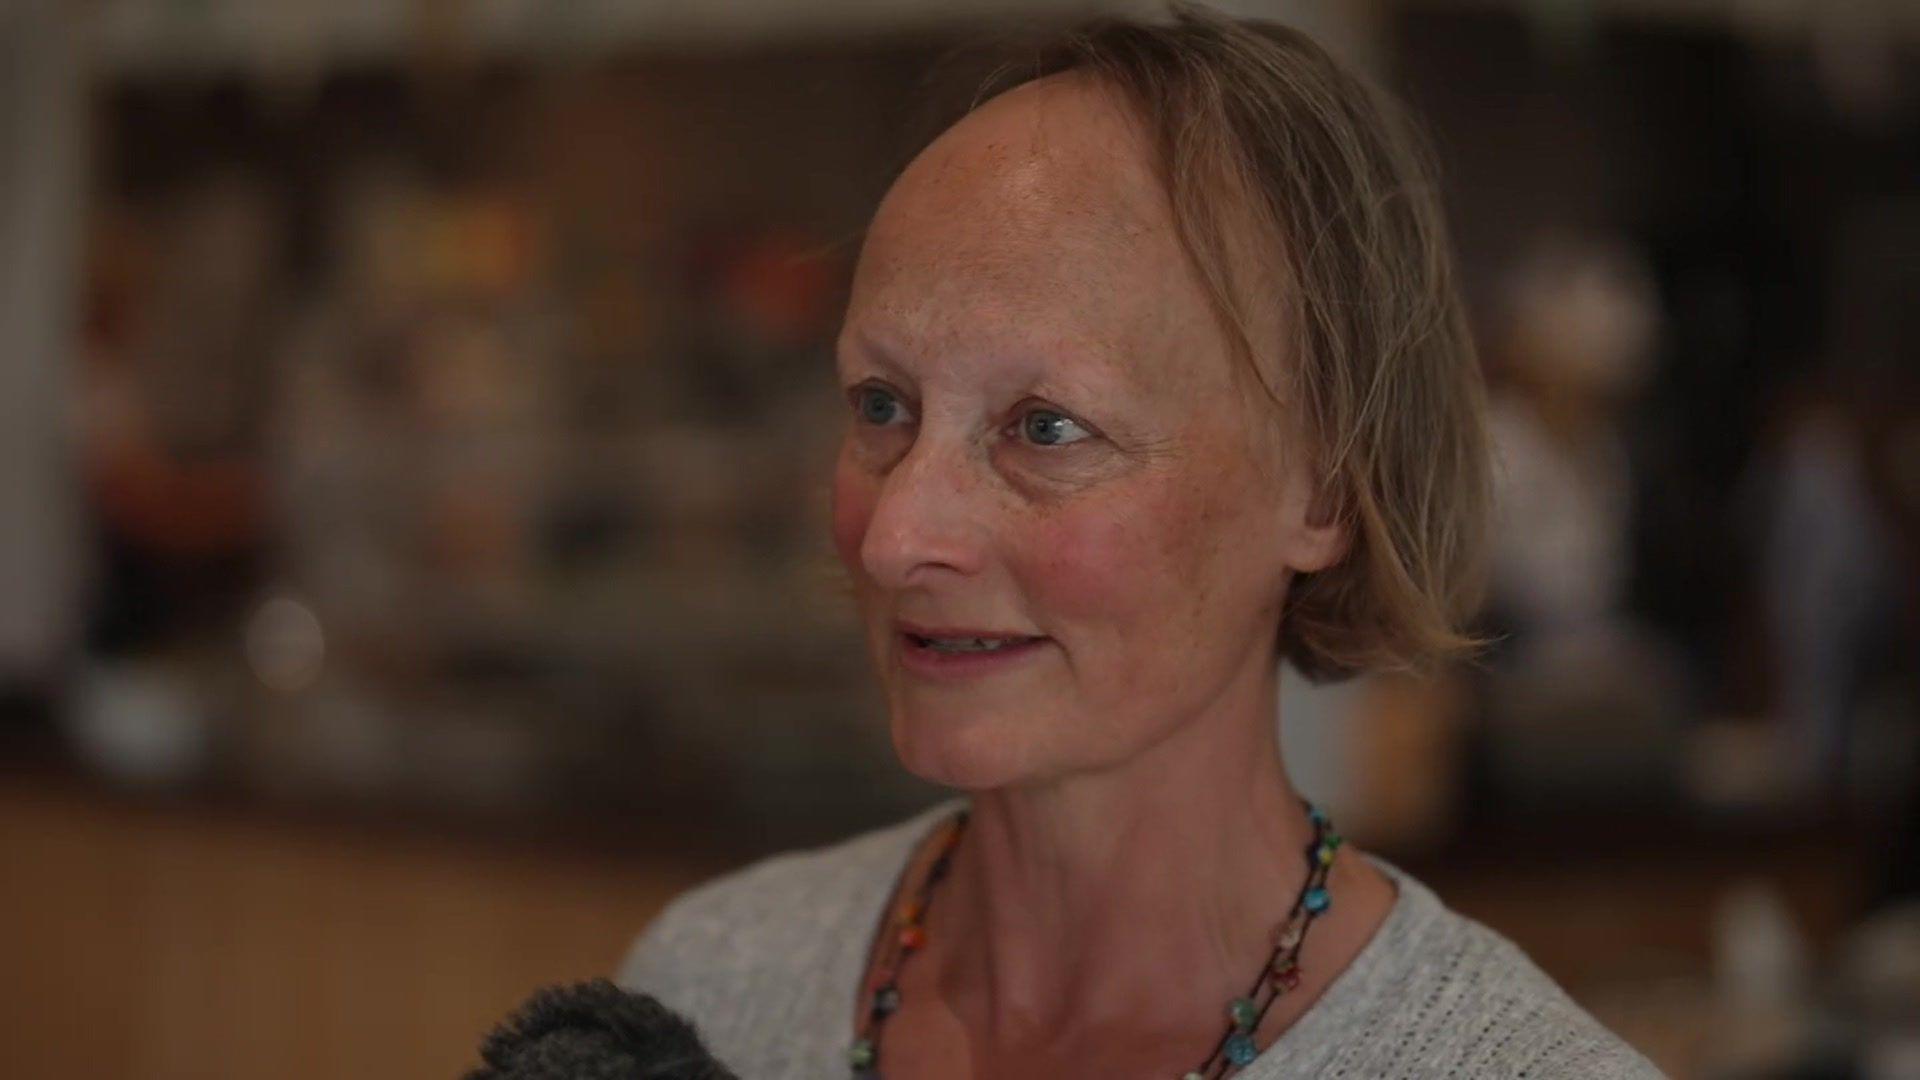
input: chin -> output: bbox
[883,698,1053,791]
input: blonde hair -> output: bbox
[911,3,1493,682]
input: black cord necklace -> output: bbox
[848,798,1340,1078]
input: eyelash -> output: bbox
[848,384,1093,448]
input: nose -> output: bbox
[858,434,989,592]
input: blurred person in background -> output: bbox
[1749,361,1920,887]
[63,173,279,786]
[620,8,1662,1079]
[1475,233,1690,810]
[79,172,278,659]
[1755,367,1914,806]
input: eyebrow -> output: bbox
[837,327,914,383]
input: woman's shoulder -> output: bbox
[1301,855,1666,1079]
[616,796,965,1006]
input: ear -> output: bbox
[1283,477,1351,575]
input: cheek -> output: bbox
[1022,479,1257,729]
[1023,482,1213,629]
[830,452,877,574]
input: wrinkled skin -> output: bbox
[829,72,1395,1078]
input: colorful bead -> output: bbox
[848,804,1340,1078]
[1272,921,1303,950]
[1225,1031,1260,1067]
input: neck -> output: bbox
[924,656,1321,1051]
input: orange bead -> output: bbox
[899,925,927,951]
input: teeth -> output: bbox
[922,636,1025,653]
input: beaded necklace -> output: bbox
[848,798,1341,1079]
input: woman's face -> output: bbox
[831,75,1342,789]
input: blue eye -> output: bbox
[1022,409,1090,447]
[853,386,909,426]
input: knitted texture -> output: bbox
[619,798,1667,1079]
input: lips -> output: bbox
[892,619,1051,678]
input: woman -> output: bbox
[621,8,1664,1078]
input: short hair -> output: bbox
[898,3,1492,682]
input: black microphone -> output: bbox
[466,978,739,1080]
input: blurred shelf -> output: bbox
[84,0,1105,74]
[75,0,1920,80]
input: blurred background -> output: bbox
[2,0,1917,1076]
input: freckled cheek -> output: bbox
[1022,505,1186,633]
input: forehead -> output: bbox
[842,75,1228,399]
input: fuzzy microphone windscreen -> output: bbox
[466,978,740,1080]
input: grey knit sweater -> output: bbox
[618,796,1666,1078]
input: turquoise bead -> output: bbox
[1304,886,1330,914]
[1228,995,1258,1029]
[1307,803,1329,827]
[1225,1031,1260,1067]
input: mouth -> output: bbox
[893,622,1050,677]
[903,632,1044,654]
